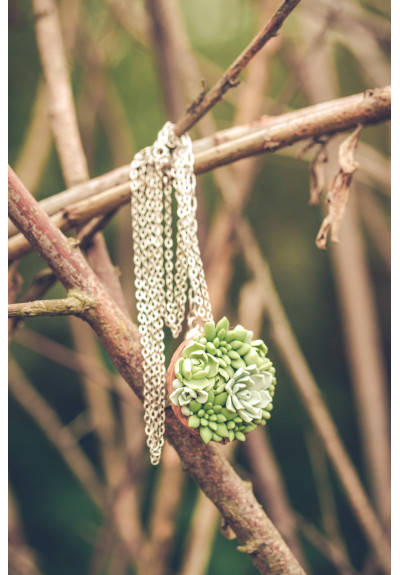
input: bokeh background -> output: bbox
[8,1,390,574]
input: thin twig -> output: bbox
[12,80,52,198]
[9,359,105,507]
[8,292,95,318]
[13,327,136,407]
[295,514,361,575]
[305,433,355,575]
[330,193,390,528]
[173,0,303,136]
[141,444,186,575]
[238,280,308,570]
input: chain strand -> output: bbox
[130,122,213,465]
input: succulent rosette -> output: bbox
[168,317,276,444]
[225,366,272,423]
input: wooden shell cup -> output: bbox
[166,337,230,444]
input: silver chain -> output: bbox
[130,122,213,465]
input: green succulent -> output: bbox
[169,316,277,444]
[225,365,273,423]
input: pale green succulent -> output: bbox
[175,340,219,390]
[169,379,209,416]
[169,316,277,444]
[225,365,273,423]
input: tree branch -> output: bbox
[8,86,391,262]
[8,168,306,575]
[8,291,96,318]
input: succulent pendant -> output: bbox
[131,122,276,462]
[166,316,276,444]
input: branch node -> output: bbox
[185,80,207,115]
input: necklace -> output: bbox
[130,122,276,465]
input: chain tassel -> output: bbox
[130,122,213,465]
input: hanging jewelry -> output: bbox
[130,122,276,465]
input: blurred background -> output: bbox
[8,0,390,574]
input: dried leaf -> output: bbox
[315,126,362,249]
[315,171,353,249]
[309,144,328,205]
[339,124,362,173]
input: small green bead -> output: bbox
[209,414,217,421]
[216,423,229,438]
[231,358,247,370]
[189,400,202,413]
[235,431,246,442]
[197,409,205,417]
[227,349,240,360]
[204,402,213,410]
[214,405,222,413]
[221,408,237,420]
[206,342,217,354]
[230,340,242,350]
[200,426,213,443]
[219,368,230,381]
[188,415,200,429]
[209,421,218,432]
[200,418,208,426]
[216,317,230,333]
[222,354,232,365]
[215,349,222,357]
[214,392,228,406]
[227,421,236,430]
[212,433,223,442]
[225,365,235,378]
[228,430,235,442]
[237,343,251,356]
[204,321,217,341]
[200,336,207,345]
[234,416,243,423]
[216,414,227,423]
[217,328,227,340]
[213,337,220,347]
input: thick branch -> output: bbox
[8,87,391,261]
[8,166,306,575]
[8,291,95,318]
[194,86,390,173]
[165,411,306,575]
[173,0,302,136]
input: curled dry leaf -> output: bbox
[309,142,328,206]
[315,125,363,249]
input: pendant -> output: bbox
[166,317,276,444]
